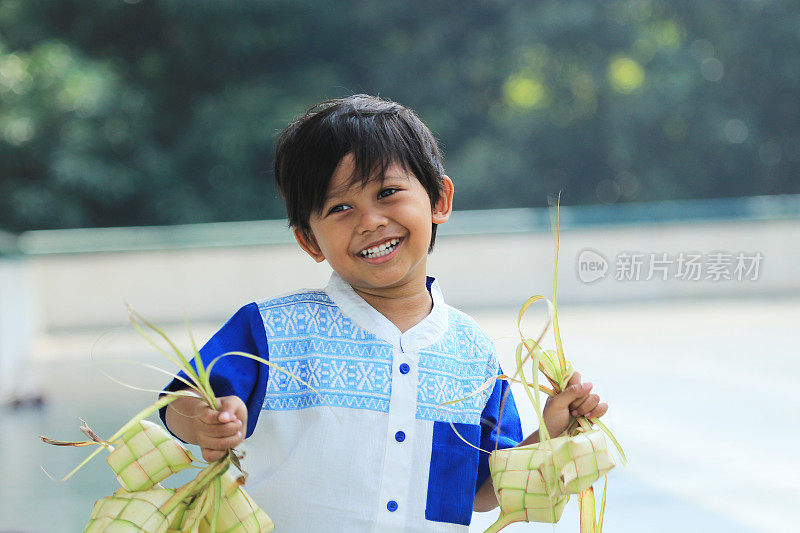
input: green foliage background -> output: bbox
[0,0,798,232]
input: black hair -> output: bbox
[274,94,446,251]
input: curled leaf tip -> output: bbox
[78,419,106,444]
[41,436,93,447]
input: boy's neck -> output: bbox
[351,281,433,333]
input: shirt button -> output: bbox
[399,363,410,374]
[387,500,398,512]
[395,430,405,442]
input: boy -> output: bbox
[161,95,607,532]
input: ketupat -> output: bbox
[485,430,616,532]
[89,453,232,532]
[489,436,570,524]
[198,472,274,533]
[84,488,180,533]
[44,401,273,532]
[47,405,274,532]
[107,420,196,492]
[42,308,282,532]
[556,430,615,495]
[482,198,625,533]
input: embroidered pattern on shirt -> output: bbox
[258,291,496,424]
[417,309,497,424]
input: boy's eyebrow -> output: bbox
[322,182,354,204]
[382,172,410,182]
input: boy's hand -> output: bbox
[166,394,247,462]
[542,371,607,438]
[195,395,248,462]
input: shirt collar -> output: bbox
[324,271,448,353]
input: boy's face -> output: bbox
[295,153,453,298]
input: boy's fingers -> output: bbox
[562,382,591,402]
[568,383,593,409]
[567,371,581,388]
[217,398,238,422]
[587,403,608,419]
[201,409,239,427]
[546,381,590,413]
[199,406,242,426]
[568,396,588,412]
[200,408,222,425]
[199,432,243,452]
[203,419,242,437]
[211,432,243,450]
[571,394,600,417]
[217,397,248,427]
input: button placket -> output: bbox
[373,348,418,532]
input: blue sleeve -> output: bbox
[475,370,523,493]
[158,302,269,439]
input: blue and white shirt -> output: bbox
[161,272,521,532]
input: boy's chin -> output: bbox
[346,270,428,293]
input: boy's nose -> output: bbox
[356,208,388,233]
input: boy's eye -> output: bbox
[378,188,399,199]
[329,204,350,214]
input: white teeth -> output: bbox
[360,238,399,258]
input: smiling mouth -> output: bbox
[359,238,400,259]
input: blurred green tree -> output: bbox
[0,0,797,232]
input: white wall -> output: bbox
[25,217,800,332]
[0,257,35,398]
[429,217,798,307]
[29,243,332,331]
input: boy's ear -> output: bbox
[294,227,326,263]
[432,175,454,224]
